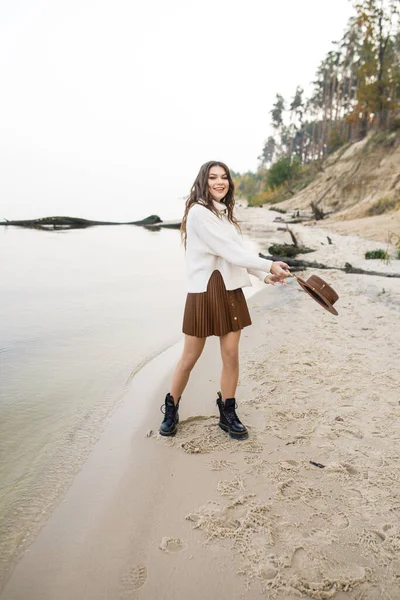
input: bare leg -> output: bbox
[219,330,241,401]
[169,334,207,403]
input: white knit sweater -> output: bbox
[185,200,273,293]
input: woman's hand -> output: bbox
[270,261,290,279]
[264,273,287,285]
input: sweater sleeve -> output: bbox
[192,208,273,273]
[247,268,269,281]
[234,233,269,281]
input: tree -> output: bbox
[288,86,305,159]
[270,94,285,130]
[235,0,400,208]
[259,136,276,165]
[267,157,300,189]
[351,0,400,134]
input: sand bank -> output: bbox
[2,211,400,599]
[318,211,400,245]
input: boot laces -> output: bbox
[161,400,178,418]
[231,406,241,422]
[224,400,242,424]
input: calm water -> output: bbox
[0,223,189,582]
[0,219,263,583]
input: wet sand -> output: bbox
[2,208,400,599]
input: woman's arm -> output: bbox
[232,223,281,283]
[234,238,270,281]
[247,267,269,281]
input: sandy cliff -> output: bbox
[277,132,400,243]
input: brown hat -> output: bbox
[295,274,339,315]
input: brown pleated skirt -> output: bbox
[182,270,252,337]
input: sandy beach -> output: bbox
[2,206,400,599]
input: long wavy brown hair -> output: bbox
[180,161,241,249]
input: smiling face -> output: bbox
[207,165,229,202]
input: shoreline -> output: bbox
[0,213,266,589]
[2,209,400,599]
[0,284,281,599]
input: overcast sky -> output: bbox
[0,0,354,220]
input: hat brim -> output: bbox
[296,276,339,316]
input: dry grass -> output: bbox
[367,195,400,216]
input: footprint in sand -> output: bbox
[343,463,358,476]
[344,488,364,508]
[177,419,263,455]
[277,479,321,502]
[291,547,366,595]
[330,511,350,530]
[361,529,386,545]
[217,476,245,497]
[291,546,308,571]
[159,537,186,553]
[306,527,339,544]
[290,546,325,582]
[278,460,299,473]
[119,564,147,597]
[259,564,278,581]
[207,458,236,472]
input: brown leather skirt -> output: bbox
[182,270,252,337]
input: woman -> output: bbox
[159,161,289,439]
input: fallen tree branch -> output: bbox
[310,202,326,220]
[259,253,400,278]
[268,244,315,258]
[286,227,298,247]
[260,254,337,271]
[344,262,400,278]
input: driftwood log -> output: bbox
[0,215,182,231]
[143,221,181,230]
[260,253,400,278]
[310,202,326,220]
[288,228,299,246]
[344,262,400,278]
[260,253,337,271]
[273,216,311,224]
[268,244,315,258]
[0,216,122,229]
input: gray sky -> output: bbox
[0,0,353,220]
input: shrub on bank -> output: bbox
[268,157,301,189]
[367,196,400,216]
[365,249,389,260]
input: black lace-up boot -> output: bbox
[159,393,180,437]
[216,391,248,440]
